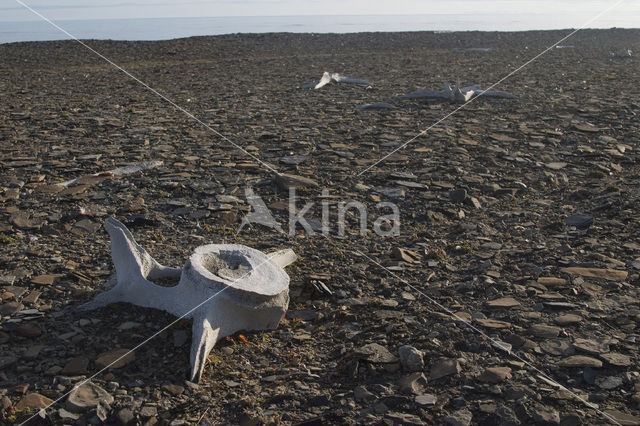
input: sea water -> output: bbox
[0,13,636,45]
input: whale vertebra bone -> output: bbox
[78,218,296,382]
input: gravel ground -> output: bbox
[1,29,640,425]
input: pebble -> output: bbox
[600,352,632,367]
[573,338,610,355]
[449,189,468,203]
[116,407,136,425]
[397,372,428,395]
[565,213,594,229]
[398,345,424,372]
[354,343,397,363]
[540,339,574,356]
[414,394,437,407]
[596,375,624,390]
[531,406,560,424]
[354,385,376,403]
[479,366,512,383]
[0,354,17,369]
[561,267,628,281]
[603,411,640,426]
[159,383,184,396]
[15,322,42,338]
[0,301,24,316]
[529,324,560,338]
[430,358,461,380]
[486,297,521,308]
[58,408,80,420]
[140,405,158,417]
[443,409,473,426]
[95,348,136,369]
[15,393,53,411]
[61,356,89,376]
[554,314,582,325]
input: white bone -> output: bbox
[78,218,295,382]
[302,71,370,89]
[400,82,517,102]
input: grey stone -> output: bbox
[140,405,158,417]
[479,366,512,383]
[540,339,574,356]
[415,394,437,407]
[116,407,135,425]
[397,372,428,395]
[354,385,376,403]
[532,406,560,424]
[450,189,468,203]
[398,345,424,372]
[0,354,17,369]
[355,343,398,363]
[596,376,624,390]
[444,409,473,426]
[565,213,593,229]
[430,358,461,380]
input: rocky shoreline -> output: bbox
[1,29,640,425]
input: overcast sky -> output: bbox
[1,0,638,21]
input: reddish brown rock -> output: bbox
[15,393,53,411]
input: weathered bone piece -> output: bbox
[400,82,517,102]
[78,218,296,382]
[302,71,370,89]
[611,49,632,58]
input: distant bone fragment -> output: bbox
[302,71,370,89]
[58,160,163,187]
[452,47,492,52]
[399,82,517,103]
[611,49,632,58]
[78,218,296,383]
[357,102,398,111]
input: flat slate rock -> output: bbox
[540,339,575,356]
[475,318,512,329]
[599,352,632,366]
[275,173,319,189]
[565,213,593,229]
[486,297,520,308]
[430,358,461,380]
[0,301,24,316]
[478,366,512,383]
[557,355,603,368]
[537,277,567,287]
[561,267,628,281]
[573,338,610,355]
[603,411,640,426]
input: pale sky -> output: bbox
[1,0,638,21]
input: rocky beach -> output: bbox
[1,28,640,425]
